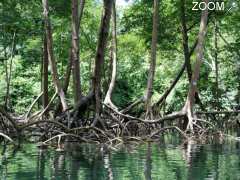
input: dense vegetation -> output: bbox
[0,0,240,144]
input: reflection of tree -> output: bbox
[144,143,152,180]
[158,140,188,179]
[36,149,45,180]
[0,145,8,179]
[236,126,240,149]
[4,141,240,179]
[52,153,68,179]
[65,143,107,180]
[104,153,113,180]
[182,141,209,180]
[212,144,221,180]
[183,140,198,180]
[68,155,81,180]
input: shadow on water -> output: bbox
[1,134,240,180]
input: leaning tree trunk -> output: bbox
[104,0,117,110]
[42,33,49,112]
[182,0,209,131]
[92,0,113,125]
[145,0,159,118]
[42,0,68,111]
[71,0,85,104]
[180,0,192,81]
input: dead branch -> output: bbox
[25,91,43,120]
[0,132,14,142]
[150,126,188,139]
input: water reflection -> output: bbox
[1,136,240,180]
[36,149,45,180]
[144,143,152,180]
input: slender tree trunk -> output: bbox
[71,0,84,104]
[104,0,117,109]
[42,34,49,110]
[237,66,240,106]
[180,0,192,81]
[63,49,73,94]
[5,31,16,109]
[55,0,85,115]
[92,0,113,124]
[54,49,73,116]
[4,48,8,107]
[42,0,68,111]
[180,0,207,113]
[182,0,209,131]
[77,0,85,30]
[145,0,159,118]
[214,18,219,109]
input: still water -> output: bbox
[0,135,240,180]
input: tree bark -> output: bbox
[54,49,73,116]
[182,0,209,131]
[92,0,113,122]
[42,0,68,111]
[180,0,205,113]
[151,38,199,110]
[71,0,85,104]
[214,18,219,109]
[104,0,117,110]
[180,0,192,81]
[145,0,159,118]
[42,33,49,111]
[54,0,84,115]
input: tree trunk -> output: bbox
[71,0,85,104]
[42,0,68,111]
[152,38,199,109]
[54,49,73,116]
[180,0,208,113]
[182,0,209,131]
[92,0,113,124]
[145,0,159,118]
[104,0,117,110]
[42,33,49,111]
[214,17,219,109]
[180,0,192,81]
[237,64,240,106]
[54,0,84,115]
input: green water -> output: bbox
[1,136,240,180]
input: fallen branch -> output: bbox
[120,97,144,114]
[0,132,14,142]
[25,91,43,120]
[150,126,188,139]
[196,110,240,114]
[153,62,186,107]
[105,103,186,124]
[27,92,58,122]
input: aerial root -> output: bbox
[2,102,238,148]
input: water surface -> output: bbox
[1,135,240,180]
